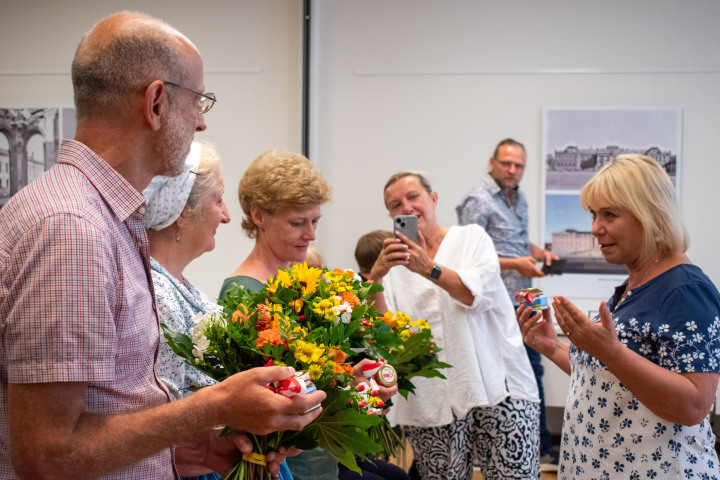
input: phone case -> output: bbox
[541,258,566,275]
[393,215,418,243]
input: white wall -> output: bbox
[309,0,720,302]
[0,0,304,298]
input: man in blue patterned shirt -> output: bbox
[456,137,560,470]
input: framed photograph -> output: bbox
[0,107,76,208]
[540,107,682,297]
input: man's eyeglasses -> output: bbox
[493,158,525,171]
[163,81,216,114]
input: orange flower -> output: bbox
[255,301,275,331]
[328,348,346,364]
[381,311,397,328]
[256,328,286,349]
[333,363,353,375]
[339,291,360,307]
[232,304,250,324]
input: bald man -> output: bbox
[0,12,324,479]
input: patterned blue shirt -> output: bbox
[560,264,720,479]
[457,174,531,301]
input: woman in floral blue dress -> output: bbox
[517,154,720,480]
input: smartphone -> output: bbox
[393,215,418,243]
[541,258,566,275]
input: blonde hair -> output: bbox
[304,243,325,269]
[238,151,332,238]
[580,154,688,257]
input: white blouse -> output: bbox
[384,225,538,427]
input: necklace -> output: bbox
[616,254,663,309]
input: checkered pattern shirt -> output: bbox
[0,140,175,478]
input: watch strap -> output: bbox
[429,263,442,281]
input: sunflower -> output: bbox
[290,262,323,296]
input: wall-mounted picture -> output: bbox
[542,107,682,277]
[0,107,76,208]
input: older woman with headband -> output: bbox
[370,171,540,480]
[145,141,230,404]
[144,142,296,480]
[517,154,720,479]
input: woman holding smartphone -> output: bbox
[370,172,540,480]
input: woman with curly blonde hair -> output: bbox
[219,151,339,480]
[219,150,332,294]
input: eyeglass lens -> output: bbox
[198,94,216,114]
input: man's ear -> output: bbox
[143,80,166,131]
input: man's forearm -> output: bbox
[9,381,220,479]
[498,257,516,271]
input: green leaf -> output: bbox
[160,324,195,360]
[281,389,383,469]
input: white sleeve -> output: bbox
[452,225,508,312]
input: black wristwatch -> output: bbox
[429,263,442,281]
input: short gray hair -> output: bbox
[71,12,188,120]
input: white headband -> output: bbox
[143,141,202,230]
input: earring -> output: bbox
[176,232,181,243]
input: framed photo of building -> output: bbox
[0,107,76,208]
[540,106,682,296]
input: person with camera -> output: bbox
[370,171,540,480]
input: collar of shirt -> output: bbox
[57,139,147,222]
[482,173,520,208]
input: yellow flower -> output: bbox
[368,396,384,407]
[289,299,304,314]
[400,329,412,342]
[313,297,340,321]
[294,340,325,364]
[395,311,410,329]
[411,319,430,331]
[291,262,323,296]
[323,269,352,295]
[276,269,294,288]
[308,363,323,380]
[266,277,280,295]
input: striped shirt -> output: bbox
[0,140,175,478]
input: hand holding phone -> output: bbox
[541,258,566,275]
[393,215,418,244]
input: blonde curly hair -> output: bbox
[238,151,332,238]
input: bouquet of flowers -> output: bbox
[162,263,449,479]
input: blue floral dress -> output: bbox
[559,264,720,480]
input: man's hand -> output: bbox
[509,256,545,277]
[176,429,290,477]
[210,366,326,435]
